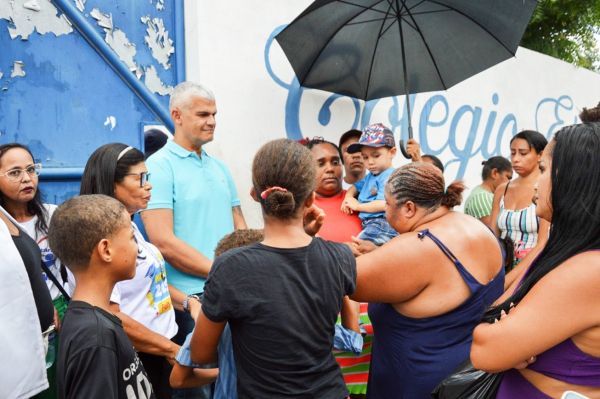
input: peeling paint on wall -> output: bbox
[156,0,164,11]
[0,0,73,40]
[141,15,174,70]
[1,0,179,189]
[104,116,116,130]
[90,8,112,32]
[75,0,86,13]
[144,65,172,96]
[23,1,41,12]
[135,66,144,79]
[11,61,26,78]
[91,8,143,79]
[106,29,137,73]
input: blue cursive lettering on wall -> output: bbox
[419,94,449,156]
[264,25,306,141]
[535,95,575,140]
[265,26,577,180]
[318,93,361,130]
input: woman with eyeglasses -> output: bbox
[0,143,65,399]
[79,143,197,399]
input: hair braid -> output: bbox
[387,163,465,211]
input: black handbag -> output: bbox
[431,358,504,399]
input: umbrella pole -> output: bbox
[397,0,413,159]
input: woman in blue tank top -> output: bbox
[350,163,505,399]
[472,123,600,398]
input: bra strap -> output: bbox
[503,180,511,196]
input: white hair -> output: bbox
[169,82,215,113]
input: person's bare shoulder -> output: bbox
[550,251,600,280]
[494,181,509,197]
[438,211,494,237]
[526,250,600,311]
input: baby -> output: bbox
[341,123,399,245]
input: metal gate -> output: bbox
[0,0,185,203]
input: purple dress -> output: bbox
[367,229,505,399]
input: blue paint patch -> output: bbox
[26,140,55,163]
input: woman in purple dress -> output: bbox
[471,122,600,398]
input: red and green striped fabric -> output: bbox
[334,303,373,395]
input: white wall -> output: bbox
[186,1,600,228]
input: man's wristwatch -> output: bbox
[183,294,201,314]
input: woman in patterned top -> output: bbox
[489,130,550,282]
[464,156,513,225]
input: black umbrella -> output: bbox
[275,0,538,158]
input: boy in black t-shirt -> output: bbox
[48,195,155,399]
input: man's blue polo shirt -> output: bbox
[144,140,241,294]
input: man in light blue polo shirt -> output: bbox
[141,82,246,399]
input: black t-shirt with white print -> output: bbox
[57,301,155,399]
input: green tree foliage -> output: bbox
[520,0,600,71]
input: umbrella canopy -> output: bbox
[276,0,538,102]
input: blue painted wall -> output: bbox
[0,0,183,204]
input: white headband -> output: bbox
[117,146,133,161]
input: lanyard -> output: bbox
[133,225,164,269]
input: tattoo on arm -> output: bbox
[232,206,244,216]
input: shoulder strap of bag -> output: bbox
[40,260,71,302]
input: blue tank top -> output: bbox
[366,229,505,399]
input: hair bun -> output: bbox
[264,190,296,218]
[482,160,487,165]
[252,139,317,221]
[441,180,466,208]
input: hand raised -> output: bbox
[406,138,422,162]
[304,204,326,236]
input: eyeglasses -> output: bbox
[1,164,42,182]
[124,172,150,187]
